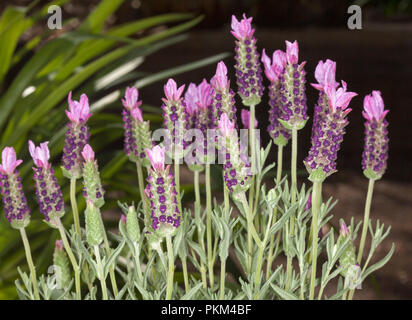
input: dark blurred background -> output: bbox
[1,0,412,299]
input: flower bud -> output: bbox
[81,145,105,208]
[53,240,71,288]
[126,206,140,243]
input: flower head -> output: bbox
[285,40,299,65]
[211,62,230,91]
[65,92,91,124]
[312,59,338,92]
[185,79,213,114]
[0,147,22,175]
[163,78,185,102]
[146,146,165,171]
[81,144,95,162]
[325,81,357,113]
[261,49,287,83]
[362,90,389,122]
[122,86,142,110]
[28,140,50,169]
[218,113,235,137]
[241,109,258,129]
[231,14,255,40]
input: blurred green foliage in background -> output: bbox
[0,0,228,299]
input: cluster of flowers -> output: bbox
[0,13,389,260]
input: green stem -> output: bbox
[219,258,226,300]
[266,145,283,280]
[56,219,81,300]
[357,179,375,264]
[276,145,283,183]
[205,163,214,287]
[98,214,118,296]
[133,242,143,283]
[181,256,190,293]
[248,105,256,228]
[309,180,322,300]
[285,129,298,290]
[165,234,175,300]
[19,228,40,300]
[70,177,81,236]
[94,245,108,300]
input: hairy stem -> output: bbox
[219,258,226,300]
[136,162,148,222]
[56,219,81,300]
[357,179,375,264]
[19,228,40,300]
[309,180,322,300]
[70,177,81,237]
[205,163,214,287]
[94,245,108,300]
[165,234,175,300]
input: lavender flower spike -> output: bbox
[81,144,105,208]
[29,140,65,224]
[362,90,389,179]
[122,86,152,166]
[232,14,264,106]
[310,59,339,141]
[145,145,181,237]
[261,49,291,145]
[210,61,237,129]
[304,81,357,181]
[218,113,252,196]
[277,40,308,130]
[62,92,91,179]
[0,147,30,228]
[162,79,187,159]
[184,79,213,168]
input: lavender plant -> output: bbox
[1,14,394,301]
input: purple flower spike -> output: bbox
[362,91,389,179]
[121,86,152,166]
[232,14,264,106]
[0,147,31,229]
[218,113,252,196]
[310,59,339,142]
[276,40,307,130]
[184,79,213,167]
[62,92,91,179]
[162,78,188,158]
[261,49,291,146]
[304,81,357,179]
[29,141,65,223]
[210,62,238,129]
[145,145,181,237]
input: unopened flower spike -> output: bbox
[0,147,30,229]
[29,140,65,224]
[62,92,91,179]
[261,49,291,145]
[362,90,389,180]
[232,14,264,106]
[81,144,105,208]
[85,198,103,247]
[304,81,357,180]
[125,205,140,243]
[184,79,214,168]
[210,62,238,129]
[53,240,71,288]
[277,40,308,130]
[122,86,152,166]
[161,78,188,158]
[144,145,181,237]
[218,113,252,197]
[337,219,357,277]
